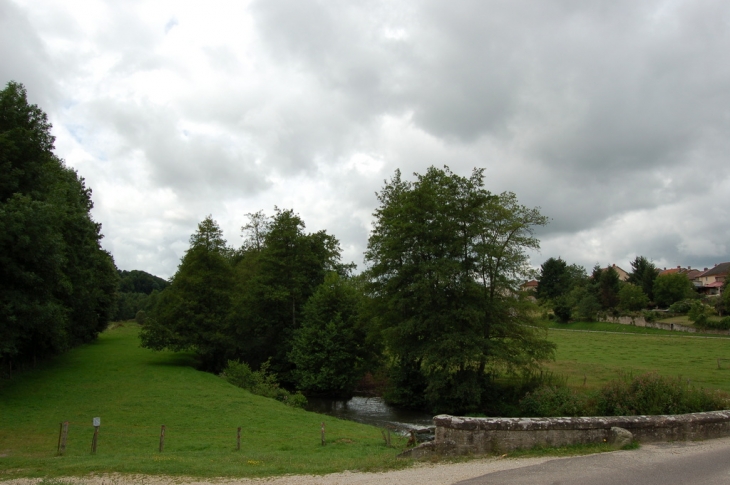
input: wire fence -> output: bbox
[51,419,388,456]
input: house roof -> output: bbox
[522,279,538,288]
[704,281,724,288]
[686,269,703,280]
[699,262,730,278]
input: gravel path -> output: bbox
[2,455,557,485]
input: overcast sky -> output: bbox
[3,0,729,279]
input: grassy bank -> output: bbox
[545,323,730,392]
[0,324,405,479]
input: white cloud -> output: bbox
[3,0,729,278]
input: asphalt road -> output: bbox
[456,437,730,485]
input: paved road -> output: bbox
[456,438,730,485]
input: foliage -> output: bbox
[552,296,572,323]
[653,273,696,308]
[140,216,235,372]
[519,385,589,417]
[365,166,555,414]
[595,265,620,310]
[289,273,376,397]
[687,301,714,324]
[569,285,601,322]
[595,372,726,416]
[118,269,168,294]
[618,283,649,311]
[698,316,730,331]
[537,257,569,300]
[627,256,659,302]
[668,298,695,314]
[222,360,307,408]
[0,81,117,374]
[230,208,345,382]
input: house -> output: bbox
[607,264,630,282]
[521,280,538,292]
[695,263,729,296]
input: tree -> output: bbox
[365,166,554,413]
[230,208,344,382]
[289,273,374,397]
[597,265,620,310]
[140,216,234,372]
[0,81,117,374]
[627,256,659,302]
[653,273,695,308]
[536,257,569,301]
[618,284,649,311]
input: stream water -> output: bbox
[306,396,434,432]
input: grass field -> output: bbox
[544,323,730,392]
[0,324,406,479]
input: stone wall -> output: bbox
[402,411,730,457]
[598,315,729,335]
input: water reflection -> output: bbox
[306,396,434,431]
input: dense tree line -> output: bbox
[111,270,168,321]
[142,167,555,413]
[0,82,117,375]
[535,254,701,322]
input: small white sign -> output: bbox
[93,417,100,427]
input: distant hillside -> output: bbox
[112,269,170,321]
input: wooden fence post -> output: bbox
[159,425,166,452]
[237,427,241,451]
[58,421,69,455]
[91,426,99,454]
[320,422,326,446]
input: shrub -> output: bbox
[700,316,730,331]
[595,372,726,416]
[668,299,694,314]
[519,385,589,417]
[222,360,307,408]
[552,298,572,323]
[641,310,657,323]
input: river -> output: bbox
[306,396,434,432]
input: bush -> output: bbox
[519,385,589,417]
[668,299,694,314]
[552,298,572,323]
[700,316,730,331]
[222,360,307,408]
[595,372,726,416]
[641,310,657,323]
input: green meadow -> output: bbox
[2,320,729,480]
[0,324,405,479]
[544,323,730,392]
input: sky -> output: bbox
[2,0,729,279]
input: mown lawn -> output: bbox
[0,324,406,479]
[544,323,730,392]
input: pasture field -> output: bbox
[545,324,730,392]
[0,324,405,479]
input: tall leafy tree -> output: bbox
[365,166,554,413]
[0,81,117,373]
[140,216,234,372]
[231,208,344,381]
[653,273,695,308]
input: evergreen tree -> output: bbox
[289,273,373,397]
[627,256,659,302]
[140,216,234,372]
